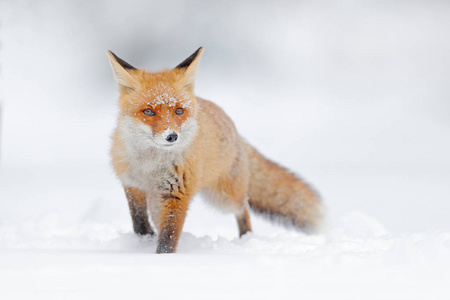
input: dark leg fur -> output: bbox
[124,187,154,236]
[128,201,154,236]
[236,207,252,237]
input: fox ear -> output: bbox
[175,47,204,91]
[106,50,139,90]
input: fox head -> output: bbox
[107,47,203,150]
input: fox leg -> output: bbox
[202,176,253,238]
[124,186,154,236]
[202,187,253,238]
[156,193,190,254]
[236,204,252,237]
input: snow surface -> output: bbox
[1,161,449,299]
[1,1,450,299]
[1,202,450,299]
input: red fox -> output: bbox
[107,47,323,253]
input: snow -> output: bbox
[1,165,449,299]
[1,0,450,299]
[2,249,447,300]
[1,221,449,299]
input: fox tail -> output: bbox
[246,144,324,233]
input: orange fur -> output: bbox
[107,48,323,253]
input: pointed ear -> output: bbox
[106,50,139,90]
[175,47,204,91]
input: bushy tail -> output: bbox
[246,144,324,233]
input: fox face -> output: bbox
[108,48,203,151]
[118,76,199,150]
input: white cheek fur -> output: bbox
[119,115,156,149]
[118,115,198,152]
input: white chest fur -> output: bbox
[119,147,177,192]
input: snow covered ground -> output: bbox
[1,207,450,299]
[1,163,450,299]
[1,1,450,299]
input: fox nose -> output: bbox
[165,133,178,143]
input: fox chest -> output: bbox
[119,153,180,196]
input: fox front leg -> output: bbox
[156,194,190,254]
[124,187,154,236]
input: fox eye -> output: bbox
[143,108,155,116]
[174,107,184,115]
